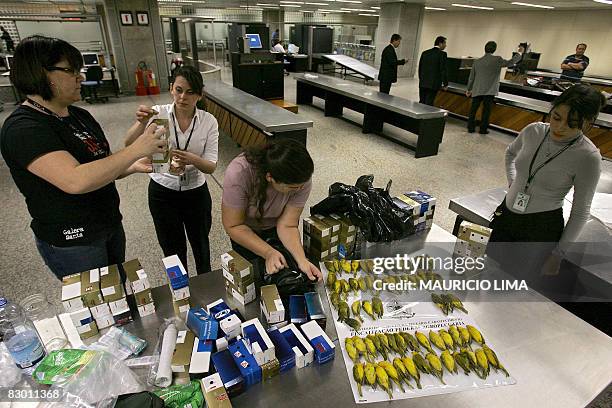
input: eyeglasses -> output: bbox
[46,66,81,76]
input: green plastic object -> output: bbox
[153,380,204,408]
[32,349,97,385]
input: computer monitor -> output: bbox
[245,34,262,50]
[82,53,99,66]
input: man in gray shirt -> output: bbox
[466,41,522,134]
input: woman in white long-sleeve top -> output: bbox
[489,84,605,275]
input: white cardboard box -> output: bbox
[240,318,275,366]
[109,298,129,315]
[137,303,156,317]
[90,303,111,320]
[219,314,241,339]
[190,337,213,375]
[278,323,314,368]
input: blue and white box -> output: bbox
[162,255,189,290]
[207,299,232,321]
[190,337,214,377]
[304,292,326,329]
[187,308,219,341]
[219,313,242,340]
[228,337,262,387]
[267,327,296,372]
[241,318,275,366]
[289,295,308,324]
[278,323,314,368]
[211,349,245,397]
[300,320,335,364]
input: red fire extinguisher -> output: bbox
[135,61,147,96]
[147,70,160,95]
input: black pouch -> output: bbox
[262,238,315,297]
[115,392,165,408]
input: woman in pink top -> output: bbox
[222,140,322,281]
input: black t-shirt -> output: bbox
[0,104,122,246]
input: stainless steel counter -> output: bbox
[296,74,448,120]
[123,222,612,407]
[203,80,313,133]
[525,70,612,87]
[322,54,379,81]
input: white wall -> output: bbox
[419,9,612,77]
[16,21,104,51]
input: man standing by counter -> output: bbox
[378,34,406,94]
[418,36,448,106]
[466,41,522,134]
[560,43,589,83]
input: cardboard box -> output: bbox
[173,298,192,319]
[300,320,335,364]
[163,255,189,290]
[211,350,245,398]
[171,286,191,301]
[112,309,133,326]
[109,298,129,315]
[278,323,314,368]
[207,299,232,320]
[76,321,99,339]
[330,213,356,236]
[80,269,103,307]
[223,271,255,294]
[458,221,492,245]
[216,337,229,352]
[289,295,308,324]
[187,308,219,340]
[99,265,125,302]
[133,289,154,307]
[171,329,195,373]
[69,308,93,327]
[221,251,254,283]
[95,314,115,330]
[313,214,342,237]
[302,217,331,247]
[58,313,84,348]
[190,337,214,377]
[304,292,326,329]
[61,273,84,313]
[303,233,338,253]
[122,259,151,293]
[260,358,280,380]
[240,318,275,366]
[219,313,242,339]
[201,373,233,408]
[228,338,262,387]
[260,285,285,325]
[226,284,256,306]
[89,303,111,320]
[137,303,156,317]
[267,327,296,372]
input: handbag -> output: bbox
[262,238,315,297]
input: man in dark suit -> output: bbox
[378,34,406,94]
[418,36,448,106]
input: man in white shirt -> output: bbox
[272,39,286,54]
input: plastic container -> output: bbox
[20,293,67,352]
[0,297,46,369]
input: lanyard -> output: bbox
[525,129,581,192]
[170,111,197,151]
[26,98,93,137]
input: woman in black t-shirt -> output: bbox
[0,36,166,279]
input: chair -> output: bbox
[81,66,108,103]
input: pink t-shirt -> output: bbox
[222,153,312,231]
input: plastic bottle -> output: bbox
[20,293,68,352]
[0,297,46,369]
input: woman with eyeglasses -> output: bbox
[125,65,219,275]
[222,139,322,282]
[0,35,165,279]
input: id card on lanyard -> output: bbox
[513,129,581,212]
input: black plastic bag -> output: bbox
[311,175,415,243]
[262,238,315,297]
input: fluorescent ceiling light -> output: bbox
[305,2,329,4]
[511,1,554,8]
[280,1,304,3]
[318,8,351,12]
[370,6,380,9]
[452,3,494,10]
[336,0,362,3]
[281,4,302,6]
[257,3,277,5]
[592,0,612,4]
[425,6,446,10]
[359,13,378,16]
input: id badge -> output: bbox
[179,172,189,187]
[512,192,530,212]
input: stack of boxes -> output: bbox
[171,329,196,384]
[393,190,436,234]
[303,215,338,262]
[260,285,286,328]
[123,259,156,318]
[453,221,492,259]
[330,213,357,254]
[101,265,132,326]
[221,251,256,306]
[61,272,98,339]
[81,268,113,331]
[163,255,192,319]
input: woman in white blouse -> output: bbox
[126,66,219,274]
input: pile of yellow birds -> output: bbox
[347,325,509,399]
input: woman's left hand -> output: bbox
[541,253,562,276]
[128,157,152,174]
[297,259,323,282]
[172,150,199,166]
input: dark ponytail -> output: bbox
[245,139,314,219]
[550,84,606,129]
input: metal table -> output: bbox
[203,80,313,145]
[123,223,612,407]
[296,74,448,158]
[322,54,379,83]
[525,69,612,88]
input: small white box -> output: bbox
[130,270,151,293]
[109,298,129,315]
[61,282,84,313]
[90,303,111,319]
[137,303,156,317]
[190,337,213,375]
[228,285,256,306]
[219,314,242,339]
[76,322,94,334]
[278,323,314,368]
[171,286,191,301]
[32,316,67,347]
[68,308,92,327]
[95,314,115,330]
[58,313,84,348]
[240,318,275,366]
[216,337,229,351]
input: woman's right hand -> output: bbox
[130,123,167,158]
[136,105,158,124]
[264,248,287,275]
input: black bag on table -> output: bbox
[115,391,165,408]
[262,238,315,297]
